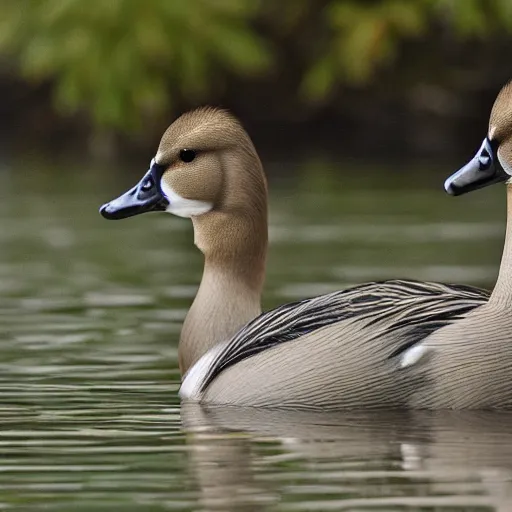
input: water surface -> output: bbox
[0,163,509,510]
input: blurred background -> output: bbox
[2,2,512,510]
[2,0,512,164]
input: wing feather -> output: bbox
[192,279,489,394]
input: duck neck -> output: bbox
[489,183,512,306]
[178,211,268,375]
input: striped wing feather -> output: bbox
[198,279,489,393]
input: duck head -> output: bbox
[445,82,512,195]
[101,108,268,374]
[100,107,266,224]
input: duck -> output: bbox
[400,80,512,408]
[100,106,489,409]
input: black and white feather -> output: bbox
[181,279,489,398]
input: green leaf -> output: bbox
[301,54,337,101]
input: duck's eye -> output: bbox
[179,149,196,163]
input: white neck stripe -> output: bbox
[160,181,213,218]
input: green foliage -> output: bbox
[0,0,270,129]
[1,0,512,131]
[303,0,427,99]
[301,0,512,100]
[437,0,512,36]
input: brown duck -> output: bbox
[402,80,512,408]
[100,107,489,409]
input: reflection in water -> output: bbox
[0,167,509,510]
[183,405,512,511]
[186,424,271,511]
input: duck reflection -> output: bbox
[182,404,512,511]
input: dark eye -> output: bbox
[179,149,196,163]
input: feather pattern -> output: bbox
[195,279,489,394]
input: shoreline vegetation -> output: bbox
[1,0,512,162]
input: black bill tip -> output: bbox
[99,202,139,220]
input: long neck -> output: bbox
[489,183,512,305]
[178,211,267,375]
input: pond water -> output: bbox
[1,160,511,511]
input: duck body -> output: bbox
[402,80,512,409]
[181,279,488,408]
[408,301,512,409]
[100,106,503,410]
[405,189,512,409]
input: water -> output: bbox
[0,161,510,511]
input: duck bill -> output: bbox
[99,160,168,220]
[444,138,509,196]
